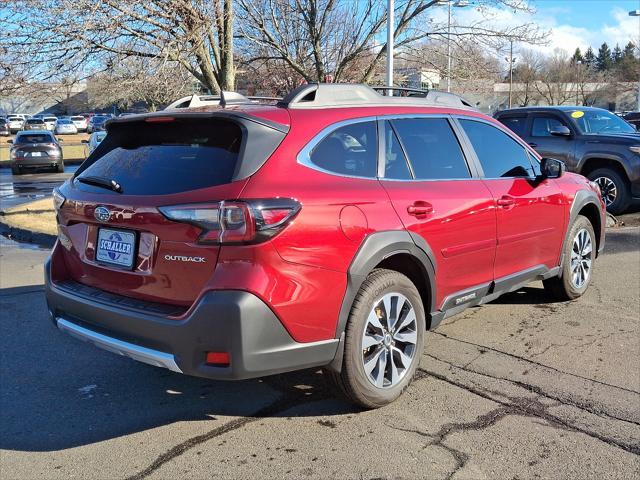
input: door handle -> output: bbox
[407,201,434,216]
[528,142,538,148]
[497,195,516,207]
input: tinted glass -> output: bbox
[58,119,73,124]
[498,115,528,137]
[391,118,470,180]
[531,116,565,137]
[76,119,242,195]
[70,116,84,121]
[26,119,44,124]
[309,121,377,177]
[384,121,412,180]
[460,119,535,178]
[16,133,53,143]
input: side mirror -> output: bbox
[81,139,89,144]
[549,125,571,137]
[540,157,565,179]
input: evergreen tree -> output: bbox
[623,41,637,59]
[612,44,623,64]
[584,47,596,67]
[596,42,613,71]
[571,47,584,64]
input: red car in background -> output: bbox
[45,84,605,408]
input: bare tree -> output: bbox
[236,0,545,87]
[2,0,234,93]
[534,49,575,105]
[511,49,544,106]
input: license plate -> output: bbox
[31,152,42,157]
[96,228,136,269]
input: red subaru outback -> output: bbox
[45,84,605,408]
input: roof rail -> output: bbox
[278,83,475,110]
[164,93,282,110]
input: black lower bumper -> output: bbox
[45,259,340,380]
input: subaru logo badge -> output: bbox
[94,206,111,222]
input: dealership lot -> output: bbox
[1,224,638,479]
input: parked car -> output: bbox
[495,106,640,214]
[623,111,640,130]
[43,116,58,131]
[69,115,88,132]
[87,115,110,133]
[55,118,78,135]
[7,115,25,133]
[23,118,47,131]
[46,84,605,408]
[83,130,107,154]
[8,130,64,174]
[0,118,9,136]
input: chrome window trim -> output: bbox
[296,115,381,180]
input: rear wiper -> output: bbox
[77,175,123,193]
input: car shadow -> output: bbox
[0,286,355,453]
[488,285,558,305]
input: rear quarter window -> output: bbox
[76,118,243,195]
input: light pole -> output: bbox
[575,60,582,105]
[505,38,517,108]
[438,0,469,92]
[629,10,640,111]
[386,0,394,95]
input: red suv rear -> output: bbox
[45,84,605,408]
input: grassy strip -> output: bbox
[0,198,57,236]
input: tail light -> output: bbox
[159,198,301,245]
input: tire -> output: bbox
[11,165,21,176]
[543,215,596,301]
[587,168,630,215]
[326,269,425,409]
[56,161,65,173]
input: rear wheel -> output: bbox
[543,215,595,301]
[327,269,425,408]
[11,165,21,176]
[587,168,630,215]
[56,161,65,173]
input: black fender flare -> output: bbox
[334,230,437,340]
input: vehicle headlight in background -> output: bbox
[629,146,640,154]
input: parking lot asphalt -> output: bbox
[0,224,639,479]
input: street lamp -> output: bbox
[575,60,582,105]
[437,0,470,92]
[630,10,640,110]
[386,0,394,95]
[505,38,517,108]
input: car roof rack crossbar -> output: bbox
[277,83,475,110]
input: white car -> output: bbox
[85,131,107,154]
[55,118,78,135]
[6,115,25,133]
[69,115,88,132]
[43,116,58,131]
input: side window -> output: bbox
[309,121,378,177]
[384,121,412,180]
[459,119,535,178]
[391,118,470,180]
[531,116,567,137]
[498,115,528,137]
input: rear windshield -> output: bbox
[75,118,243,195]
[70,116,84,121]
[16,133,53,143]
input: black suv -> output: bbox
[495,106,640,214]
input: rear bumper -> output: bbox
[44,258,339,380]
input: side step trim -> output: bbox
[57,317,183,373]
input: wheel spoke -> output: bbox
[374,350,388,388]
[366,309,384,332]
[393,329,417,345]
[392,345,413,370]
[364,347,384,376]
[389,351,400,385]
[394,309,416,334]
[363,333,383,349]
[382,295,393,330]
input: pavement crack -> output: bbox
[430,330,640,395]
[416,367,640,456]
[126,387,329,480]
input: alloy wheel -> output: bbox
[570,228,593,289]
[361,292,418,389]
[594,176,617,207]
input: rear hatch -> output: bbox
[55,112,288,307]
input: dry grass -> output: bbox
[0,198,57,235]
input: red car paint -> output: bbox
[51,99,604,347]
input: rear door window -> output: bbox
[498,115,528,137]
[76,118,243,195]
[390,118,470,180]
[308,121,378,177]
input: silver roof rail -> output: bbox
[164,93,282,110]
[278,83,475,110]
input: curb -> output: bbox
[0,219,56,248]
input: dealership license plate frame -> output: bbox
[96,227,137,270]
